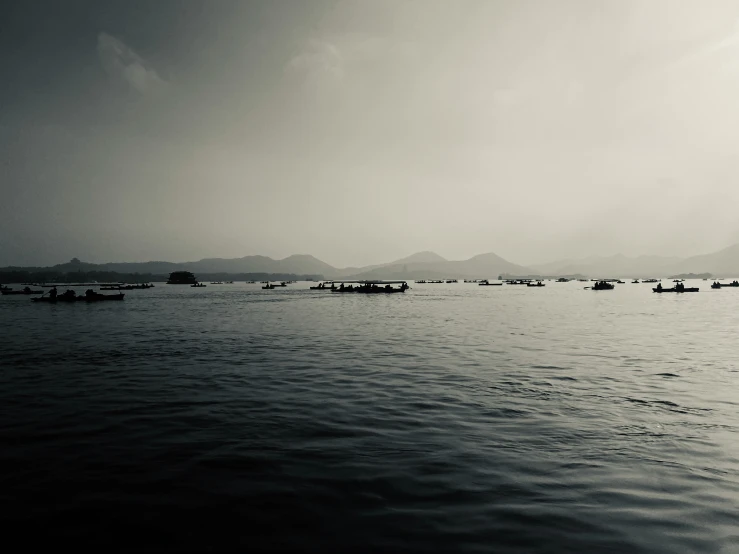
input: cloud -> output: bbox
[97,32,168,94]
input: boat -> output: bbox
[416,280,427,284]
[653,285,698,293]
[591,281,615,290]
[210,281,224,285]
[446,279,458,283]
[631,280,640,284]
[33,290,125,302]
[191,283,206,288]
[167,271,198,285]
[478,280,502,286]
[505,279,532,285]
[262,284,275,289]
[643,279,659,283]
[331,281,409,293]
[2,287,43,295]
[100,283,154,291]
[711,281,739,289]
[556,278,570,282]
[527,281,545,287]
[309,282,335,290]
[0,286,12,292]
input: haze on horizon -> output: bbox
[3,0,739,269]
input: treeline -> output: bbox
[0,270,323,284]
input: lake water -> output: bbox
[1,281,738,552]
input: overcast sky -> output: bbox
[3,0,739,267]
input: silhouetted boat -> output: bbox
[310,282,335,290]
[591,281,615,290]
[711,281,739,289]
[331,281,409,294]
[556,278,570,282]
[527,281,545,287]
[100,283,154,291]
[653,286,698,293]
[2,288,43,295]
[191,283,206,288]
[478,280,502,286]
[33,292,125,303]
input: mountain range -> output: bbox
[4,243,739,279]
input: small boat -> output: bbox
[446,279,458,283]
[416,280,427,284]
[527,281,545,287]
[556,278,570,282]
[631,280,640,284]
[2,287,43,295]
[210,281,224,285]
[478,280,502,286]
[591,281,615,290]
[191,283,206,288]
[0,286,12,292]
[310,282,335,290]
[643,279,659,283]
[262,284,275,289]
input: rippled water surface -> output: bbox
[2,281,738,552]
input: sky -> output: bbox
[3,0,739,268]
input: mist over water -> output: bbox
[2,282,738,552]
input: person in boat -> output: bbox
[49,286,58,299]
[23,286,31,293]
[656,282,662,291]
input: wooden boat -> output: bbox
[191,283,206,288]
[262,284,275,289]
[309,282,335,290]
[591,281,615,290]
[478,280,502,286]
[527,281,545,287]
[2,288,43,295]
[100,284,154,291]
[653,287,698,293]
[33,292,125,303]
[711,281,739,288]
[331,281,409,294]
[556,278,570,282]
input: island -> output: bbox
[166,271,198,284]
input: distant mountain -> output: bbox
[8,243,739,281]
[532,254,681,278]
[182,254,337,276]
[345,251,534,280]
[667,244,739,277]
[390,251,448,265]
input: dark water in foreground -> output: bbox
[1,281,738,552]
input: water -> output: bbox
[1,281,738,552]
